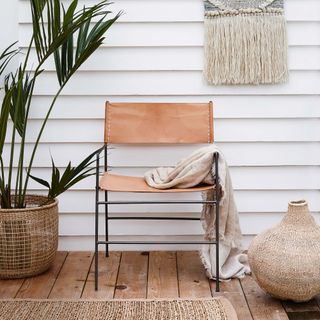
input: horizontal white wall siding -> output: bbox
[18,0,320,22]
[25,46,320,71]
[17,22,320,47]
[12,0,320,250]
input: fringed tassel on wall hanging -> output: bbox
[204,0,288,85]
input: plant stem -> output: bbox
[0,157,10,208]
[8,105,16,188]
[9,121,16,206]
[13,81,25,207]
[12,72,28,207]
[0,158,5,188]
[22,84,65,202]
[16,76,37,208]
[14,39,34,207]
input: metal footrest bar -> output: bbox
[97,240,217,245]
[98,200,217,205]
[108,217,200,220]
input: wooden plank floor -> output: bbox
[1,251,320,320]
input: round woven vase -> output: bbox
[0,195,58,279]
[248,200,320,302]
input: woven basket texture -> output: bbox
[0,195,58,279]
[248,200,320,302]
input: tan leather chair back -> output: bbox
[104,102,214,144]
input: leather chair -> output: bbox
[94,102,220,291]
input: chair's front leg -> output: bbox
[95,152,100,291]
[214,152,220,292]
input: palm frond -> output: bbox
[53,2,121,86]
[0,87,14,156]
[0,42,19,77]
[4,67,42,137]
[30,0,120,68]
[27,174,50,189]
[28,148,100,199]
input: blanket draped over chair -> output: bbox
[145,145,250,280]
[204,0,288,85]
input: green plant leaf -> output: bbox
[28,148,100,199]
[0,42,19,77]
[63,0,78,26]
[28,174,50,188]
[4,67,42,137]
[0,87,14,156]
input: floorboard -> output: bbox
[147,251,179,299]
[16,251,67,299]
[286,312,320,320]
[211,279,253,320]
[48,251,93,299]
[240,276,289,320]
[114,251,148,299]
[0,279,24,299]
[283,299,320,313]
[283,298,320,320]
[176,251,211,298]
[82,251,121,299]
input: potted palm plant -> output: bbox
[0,0,120,279]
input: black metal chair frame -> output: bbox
[94,145,220,292]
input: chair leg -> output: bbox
[95,199,99,290]
[214,152,220,292]
[94,237,99,291]
[95,153,100,291]
[215,201,220,292]
[105,191,109,257]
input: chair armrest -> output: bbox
[95,146,106,189]
[95,145,105,156]
[213,152,220,200]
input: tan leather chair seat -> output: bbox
[99,173,214,193]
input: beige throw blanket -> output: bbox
[144,145,250,280]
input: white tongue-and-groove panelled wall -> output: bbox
[1,0,320,250]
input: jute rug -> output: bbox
[0,298,238,320]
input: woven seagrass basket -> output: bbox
[248,200,320,302]
[0,195,58,279]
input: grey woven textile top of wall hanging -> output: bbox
[204,0,288,85]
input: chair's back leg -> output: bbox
[105,191,109,257]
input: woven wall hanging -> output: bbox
[204,0,288,85]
